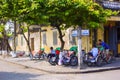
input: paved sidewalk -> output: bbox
[0,56,120,74]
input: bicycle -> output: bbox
[98,49,113,64]
[82,50,103,67]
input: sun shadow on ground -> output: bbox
[0,71,43,80]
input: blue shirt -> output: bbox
[101,42,109,49]
[50,50,56,54]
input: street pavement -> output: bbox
[0,55,120,74]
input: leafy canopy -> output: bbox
[44,0,118,29]
[0,0,118,30]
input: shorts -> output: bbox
[105,49,109,54]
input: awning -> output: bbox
[102,1,120,10]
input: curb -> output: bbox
[1,58,120,74]
[80,67,120,74]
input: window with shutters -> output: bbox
[21,36,23,46]
[43,33,46,45]
[69,30,76,45]
[16,36,18,46]
[53,31,57,45]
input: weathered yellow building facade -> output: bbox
[10,18,120,56]
[13,25,104,53]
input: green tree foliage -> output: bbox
[0,0,118,50]
[46,0,117,29]
[0,25,4,32]
[0,0,32,51]
[0,25,4,38]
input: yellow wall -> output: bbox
[42,27,96,52]
[118,44,120,54]
[15,26,104,53]
[97,28,104,41]
[16,33,29,51]
[42,26,59,53]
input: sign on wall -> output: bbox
[71,30,77,37]
[72,29,89,36]
[81,30,89,36]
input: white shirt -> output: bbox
[90,47,98,57]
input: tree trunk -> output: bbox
[7,39,12,51]
[0,38,4,50]
[56,26,65,50]
[0,38,2,50]
[20,26,31,53]
[0,29,12,52]
[13,20,16,52]
[2,31,7,50]
[27,27,31,52]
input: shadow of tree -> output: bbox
[0,71,43,80]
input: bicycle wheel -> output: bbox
[48,57,56,65]
[106,54,112,64]
[70,56,78,66]
[96,56,103,67]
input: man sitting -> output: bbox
[47,47,56,59]
[88,45,99,59]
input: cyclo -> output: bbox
[83,46,113,67]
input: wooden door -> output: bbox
[31,38,34,51]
